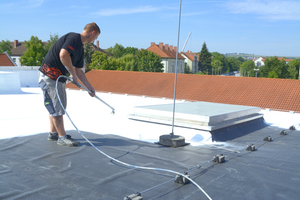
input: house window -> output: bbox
[257,62,261,67]
[13,58,16,62]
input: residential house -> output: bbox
[181,50,198,73]
[10,40,27,66]
[254,57,294,67]
[253,57,265,67]
[93,41,112,57]
[5,39,110,67]
[0,52,17,66]
[147,42,185,73]
[278,57,293,63]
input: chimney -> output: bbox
[14,40,18,48]
[165,44,169,51]
[169,45,173,51]
[159,42,163,49]
[151,42,155,46]
[97,41,99,48]
[174,46,177,53]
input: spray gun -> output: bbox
[69,78,115,114]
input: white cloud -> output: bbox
[92,5,162,17]
[224,0,300,20]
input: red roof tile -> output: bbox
[0,53,16,66]
[278,57,293,62]
[147,42,185,59]
[66,70,300,112]
[181,51,198,61]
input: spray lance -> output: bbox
[68,77,115,114]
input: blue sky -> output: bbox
[0,0,299,57]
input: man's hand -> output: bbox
[70,74,78,85]
[88,87,96,97]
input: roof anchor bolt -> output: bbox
[280,130,287,135]
[213,154,225,163]
[174,173,191,185]
[124,192,143,200]
[289,126,296,130]
[263,136,272,142]
[246,144,256,151]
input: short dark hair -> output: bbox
[84,22,100,34]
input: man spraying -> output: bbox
[39,22,100,146]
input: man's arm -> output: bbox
[59,48,78,83]
[75,68,95,97]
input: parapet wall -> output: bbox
[0,66,39,87]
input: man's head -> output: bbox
[81,22,100,44]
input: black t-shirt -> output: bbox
[39,32,84,81]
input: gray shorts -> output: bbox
[39,73,67,116]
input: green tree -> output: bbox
[226,57,243,71]
[106,43,125,59]
[287,60,299,79]
[124,47,139,56]
[0,40,13,55]
[89,51,109,70]
[211,60,222,75]
[20,36,46,66]
[292,59,300,79]
[44,33,59,53]
[260,56,286,78]
[240,60,255,77]
[136,49,163,72]
[268,71,279,78]
[237,56,245,63]
[211,52,229,74]
[84,43,95,72]
[184,63,192,74]
[198,42,212,73]
[90,49,163,72]
[119,54,137,71]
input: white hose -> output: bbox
[56,75,212,200]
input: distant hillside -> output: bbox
[224,53,299,60]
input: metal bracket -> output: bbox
[289,126,296,130]
[280,130,287,135]
[174,173,190,185]
[124,193,143,200]
[246,144,256,151]
[213,154,225,163]
[263,136,272,142]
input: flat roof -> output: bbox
[0,88,300,199]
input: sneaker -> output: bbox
[48,132,59,141]
[57,135,80,147]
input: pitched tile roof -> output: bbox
[66,70,300,112]
[10,40,27,56]
[181,50,198,61]
[93,41,112,57]
[147,42,185,59]
[278,57,293,62]
[0,53,16,66]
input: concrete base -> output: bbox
[159,134,186,147]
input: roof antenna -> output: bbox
[181,32,191,52]
[159,0,187,147]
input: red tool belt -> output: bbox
[40,63,62,81]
